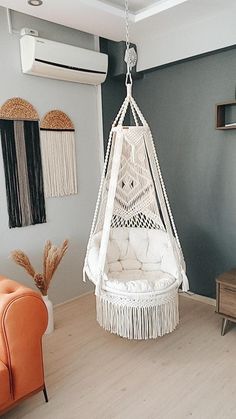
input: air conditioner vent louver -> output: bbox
[35,58,107,75]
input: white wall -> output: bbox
[0,7,101,304]
[135,0,236,71]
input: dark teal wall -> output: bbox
[100,38,129,143]
[102,45,236,298]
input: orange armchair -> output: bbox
[0,276,48,415]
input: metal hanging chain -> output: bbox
[125,0,130,55]
[124,0,132,86]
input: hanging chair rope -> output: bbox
[96,129,124,295]
[123,91,183,253]
[92,90,187,293]
[122,0,181,252]
[83,0,189,340]
[130,95,181,247]
[84,0,188,294]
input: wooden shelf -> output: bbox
[216,269,236,335]
[216,126,236,130]
[216,101,236,130]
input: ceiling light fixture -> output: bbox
[28,0,43,6]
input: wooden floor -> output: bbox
[3,294,236,419]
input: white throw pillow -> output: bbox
[161,244,178,278]
[121,259,142,270]
[142,263,161,271]
[107,239,120,263]
[109,261,123,272]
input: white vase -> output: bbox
[42,295,54,335]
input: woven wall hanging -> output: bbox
[0,97,46,228]
[40,110,77,198]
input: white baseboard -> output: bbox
[54,291,94,309]
[180,291,216,307]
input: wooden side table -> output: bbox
[216,269,236,336]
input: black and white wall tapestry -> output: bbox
[40,110,77,198]
[0,97,46,228]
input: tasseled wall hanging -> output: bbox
[40,110,77,198]
[0,97,46,228]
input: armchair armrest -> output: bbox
[0,276,48,403]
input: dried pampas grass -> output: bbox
[11,240,69,296]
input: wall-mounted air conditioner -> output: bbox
[20,35,108,85]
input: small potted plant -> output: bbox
[11,239,69,334]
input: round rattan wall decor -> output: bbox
[40,110,74,130]
[0,97,39,121]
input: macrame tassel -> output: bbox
[96,292,179,340]
[0,119,46,228]
[14,121,32,226]
[40,130,77,198]
[24,121,46,225]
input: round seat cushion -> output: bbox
[104,269,176,293]
[86,227,180,294]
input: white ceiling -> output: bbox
[99,0,162,13]
[0,0,189,41]
[0,0,235,71]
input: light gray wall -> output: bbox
[0,7,100,303]
[133,48,236,298]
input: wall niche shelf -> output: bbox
[216,101,236,130]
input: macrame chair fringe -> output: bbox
[96,290,179,340]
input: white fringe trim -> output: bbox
[40,130,77,198]
[96,291,179,340]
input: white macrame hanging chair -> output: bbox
[83,81,189,339]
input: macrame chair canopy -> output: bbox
[83,82,189,340]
